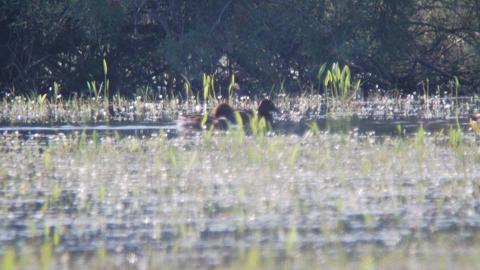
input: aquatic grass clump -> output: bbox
[323,63,361,110]
[448,126,463,148]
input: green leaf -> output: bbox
[324,71,332,88]
[201,112,209,128]
[103,59,108,76]
[203,74,210,101]
[2,248,15,270]
[53,81,59,96]
[234,111,243,129]
[317,63,327,80]
[228,74,236,97]
[181,74,191,97]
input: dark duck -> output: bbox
[178,99,280,131]
[178,103,236,131]
[238,99,280,127]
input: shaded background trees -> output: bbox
[1,0,479,96]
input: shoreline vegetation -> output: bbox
[0,63,478,125]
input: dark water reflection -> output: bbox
[279,117,469,136]
[0,117,471,139]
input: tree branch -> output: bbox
[209,0,234,36]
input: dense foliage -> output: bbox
[1,0,479,96]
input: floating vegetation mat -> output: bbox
[1,126,480,269]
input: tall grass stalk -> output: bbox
[103,59,109,103]
[415,126,426,162]
[228,74,236,99]
[317,63,327,94]
[182,75,192,99]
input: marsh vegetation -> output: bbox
[1,88,480,269]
